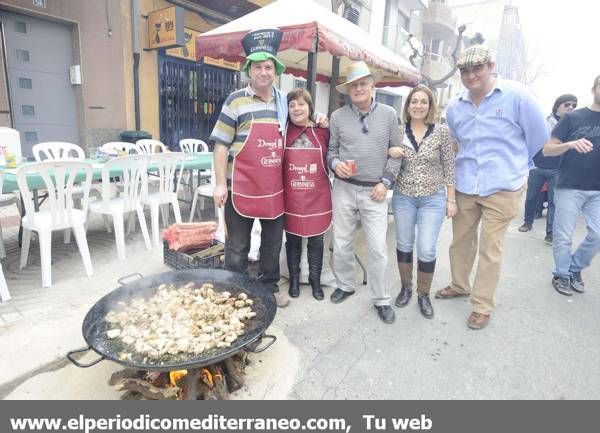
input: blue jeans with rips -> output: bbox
[552,188,600,278]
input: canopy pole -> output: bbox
[306,30,318,101]
[307,53,317,101]
[328,56,340,116]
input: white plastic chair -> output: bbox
[141,152,185,246]
[179,138,208,154]
[0,173,21,260]
[179,138,211,203]
[32,141,103,242]
[135,139,167,155]
[188,158,216,222]
[17,161,94,288]
[0,173,14,302]
[89,155,152,260]
[32,142,85,161]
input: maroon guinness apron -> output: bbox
[283,127,332,236]
[231,120,284,219]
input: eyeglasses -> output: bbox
[563,102,577,108]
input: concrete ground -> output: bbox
[0,200,598,400]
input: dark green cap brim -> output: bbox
[243,52,286,75]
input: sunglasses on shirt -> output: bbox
[563,102,577,108]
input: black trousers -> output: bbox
[224,192,284,292]
[285,232,324,252]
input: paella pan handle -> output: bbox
[66,346,106,368]
[245,334,277,353]
[117,273,144,286]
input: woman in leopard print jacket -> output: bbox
[388,85,456,319]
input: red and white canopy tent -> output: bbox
[195,0,421,97]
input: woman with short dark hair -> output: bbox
[283,89,332,300]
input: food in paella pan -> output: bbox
[104,282,255,360]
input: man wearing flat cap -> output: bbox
[518,94,578,242]
[327,61,403,324]
[210,28,289,306]
[434,45,549,330]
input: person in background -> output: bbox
[283,89,332,301]
[389,85,456,319]
[519,94,577,243]
[327,61,403,324]
[543,75,600,296]
[434,45,549,330]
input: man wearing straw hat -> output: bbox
[327,61,403,324]
[210,28,289,307]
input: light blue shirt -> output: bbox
[446,78,549,196]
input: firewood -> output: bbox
[108,369,141,386]
[208,365,229,400]
[223,357,245,392]
[120,390,143,400]
[117,378,180,400]
[197,381,218,400]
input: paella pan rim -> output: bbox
[80,269,277,372]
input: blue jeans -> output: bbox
[552,188,600,278]
[392,189,447,262]
[523,167,558,233]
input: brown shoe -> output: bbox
[435,286,469,299]
[467,312,490,330]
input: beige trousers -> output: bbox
[449,186,524,314]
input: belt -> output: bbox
[335,175,379,188]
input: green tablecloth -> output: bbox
[1,153,213,193]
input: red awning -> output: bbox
[196,0,420,87]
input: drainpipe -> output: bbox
[131,0,141,130]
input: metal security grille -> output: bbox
[198,63,241,146]
[158,54,200,150]
[158,54,240,150]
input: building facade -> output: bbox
[0,0,263,155]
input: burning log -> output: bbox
[117,378,180,400]
[223,357,244,392]
[111,353,249,400]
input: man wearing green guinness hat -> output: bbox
[210,28,290,307]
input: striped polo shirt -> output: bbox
[327,101,402,185]
[209,85,279,185]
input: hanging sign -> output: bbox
[147,6,185,50]
[166,27,200,61]
[166,27,240,70]
[203,56,241,71]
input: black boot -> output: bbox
[394,250,413,307]
[417,259,435,319]
[286,234,302,298]
[307,236,325,300]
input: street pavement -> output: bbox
[0,203,598,399]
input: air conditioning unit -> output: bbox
[344,5,360,24]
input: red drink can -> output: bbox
[346,159,356,175]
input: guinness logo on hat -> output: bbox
[242,28,283,57]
